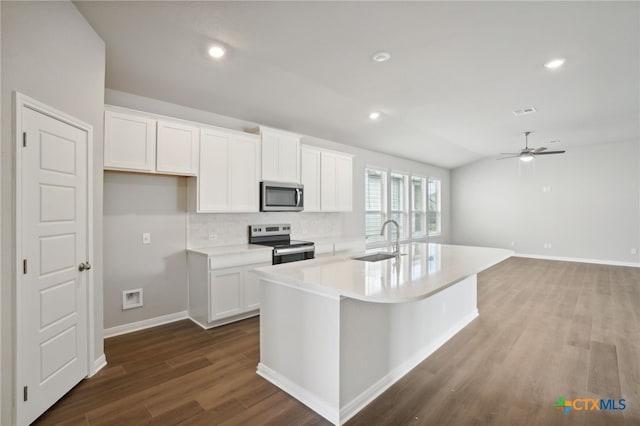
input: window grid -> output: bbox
[365,168,387,244]
[411,176,427,239]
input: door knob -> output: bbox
[85,262,92,270]
[78,263,86,271]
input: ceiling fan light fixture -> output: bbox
[544,58,566,69]
[520,154,534,163]
[369,111,381,120]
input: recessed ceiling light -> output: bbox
[208,45,226,59]
[369,111,381,120]
[544,58,566,69]
[371,52,391,63]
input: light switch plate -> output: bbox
[142,232,151,244]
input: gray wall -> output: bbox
[104,89,450,328]
[451,140,640,264]
[1,1,105,423]
[104,173,188,328]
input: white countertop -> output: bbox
[253,243,512,303]
[187,244,272,256]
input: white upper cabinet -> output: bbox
[258,126,301,183]
[198,127,260,213]
[301,145,353,212]
[104,106,198,176]
[104,109,156,172]
[156,120,199,175]
[300,145,321,212]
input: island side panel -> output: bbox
[338,274,479,422]
[257,278,341,424]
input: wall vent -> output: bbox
[512,107,537,116]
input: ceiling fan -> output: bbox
[497,131,566,162]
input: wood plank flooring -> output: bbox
[35,257,640,425]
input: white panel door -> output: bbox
[156,120,199,175]
[21,106,89,424]
[103,109,155,171]
[321,152,338,211]
[301,146,321,212]
[229,135,259,212]
[209,269,243,321]
[198,130,229,212]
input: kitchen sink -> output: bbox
[352,252,401,262]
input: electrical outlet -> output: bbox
[632,248,637,255]
[543,243,552,249]
[208,232,217,241]
[142,232,151,244]
[510,241,515,247]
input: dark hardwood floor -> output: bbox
[35,257,640,425]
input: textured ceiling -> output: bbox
[75,1,639,168]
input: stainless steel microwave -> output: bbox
[260,181,304,212]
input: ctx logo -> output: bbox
[555,397,626,414]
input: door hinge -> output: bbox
[23,386,28,402]
[23,259,27,274]
[23,132,27,147]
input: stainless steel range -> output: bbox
[249,224,314,265]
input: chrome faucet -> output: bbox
[380,219,400,255]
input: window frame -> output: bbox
[410,174,428,241]
[364,166,388,246]
[428,177,442,237]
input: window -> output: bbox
[390,173,409,240]
[411,176,426,239]
[365,168,387,244]
[428,178,441,236]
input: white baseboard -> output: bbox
[258,309,478,426]
[90,354,107,377]
[339,309,479,424]
[104,311,189,338]
[515,253,640,268]
[257,363,339,425]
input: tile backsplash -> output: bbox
[188,212,343,248]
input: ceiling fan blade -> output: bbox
[534,147,548,153]
[535,150,566,155]
[499,152,520,155]
[496,155,521,160]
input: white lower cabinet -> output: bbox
[188,250,270,328]
[209,267,244,321]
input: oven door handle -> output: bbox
[273,246,315,256]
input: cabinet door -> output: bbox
[104,110,156,171]
[301,146,321,212]
[198,130,229,212]
[336,155,353,211]
[229,135,260,212]
[244,262,270,311]
[209,268,243,321]
[156,120,199,175]
[320,152,338,211]
[261,131,280,181]
[278,134,300,183]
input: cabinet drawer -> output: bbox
[209,250,271,270]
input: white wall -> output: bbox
[451,140,640,264]
[104,89,450,328]
[1,1,105,423]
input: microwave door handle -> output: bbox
[296,188,301,207]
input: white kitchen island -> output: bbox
[253,243,512,425]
